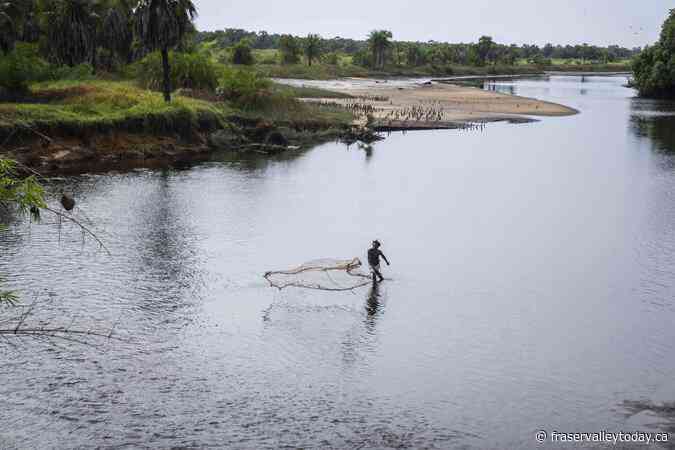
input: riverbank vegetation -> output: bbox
[0,0,650,172]
[0,157,45,303]
[0,0,362,175]
[196,28,638,80]
[632,9,675,98]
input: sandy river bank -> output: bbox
[277,78,579,129]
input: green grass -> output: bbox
[253,49,279,65]
[0,77,354,144]
[235,100,354,129]
[0,80,229,139]
[252,63,372,80]
[269,82,352,99]
[231,84,353,126]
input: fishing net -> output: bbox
[264,258,372,291]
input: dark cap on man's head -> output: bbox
[373,240,381,247]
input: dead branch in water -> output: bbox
[42,206,111,256]
[0,299,125,348]
[4,159,111,255]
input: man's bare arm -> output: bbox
[381,251,390,265]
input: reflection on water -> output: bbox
[1,76,675,449]
[485,81,516,95]
[630,98,675,154]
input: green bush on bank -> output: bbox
[0,81,227,140]
[217,68,271,108]
[0,43,96,99]
[50,64,95,82]
[134,51,219,92]
[0,44,52,96]
[231,40,255,65]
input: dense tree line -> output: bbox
[0,0,198,102]
[195,28,365,54]
[632,9,675,98]
[195,28,640,68]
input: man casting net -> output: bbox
[264,258,373,291]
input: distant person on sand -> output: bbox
[368,240,390,283]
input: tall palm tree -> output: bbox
[304,34,322,66]
[42,0,98,66]
[368,30,392,69]
[134,0,197,102]
[0,0,35,54]
[101,4,133,65]
[21,12,41,43]
[0,11,16,54]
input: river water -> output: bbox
[1,76,674,449]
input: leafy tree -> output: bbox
[323,51,339,65]
[352,48,372,67]
[101,3,134,66]
[661,9,675,50]
[0,0,36,54]
[135,50,218,90]
[0,9,17,54]
[530,54,552,66]
[406,44,426,66]
[476,36,494,66]
[217,68,270,108]
[0,158,45,304]
[134,0,197,102]
[0,43,52,98]
[632,9,675,98]
[368,30,392,69]
[542,43,554,58]
[40,0,99,67]
[304,33,322,66]
[279,34,300,64]
[231,39,254,65]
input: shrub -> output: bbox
[50,63,95,81]
[231,40,254,65]
[529,55,552,67]
[135,51,219,92]
[0,43,51,97]
[323,52,339,65]
[217,69,271,109]
[279,35,301,65]
[257,53,278,65]
[352,49,372,68]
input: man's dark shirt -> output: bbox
[368,248,383,266]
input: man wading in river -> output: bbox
[368,240,390,283]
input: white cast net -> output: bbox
[264,258,372,291]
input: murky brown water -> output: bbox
[1,76,674,449]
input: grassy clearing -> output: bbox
[253,49,280,64]
[233,92,353,127]
[0,80,229,139]
[0,78,354,145]
[252,63,372,80]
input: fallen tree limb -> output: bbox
[42,206,111,256]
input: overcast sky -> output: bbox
[194,0,671,48]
